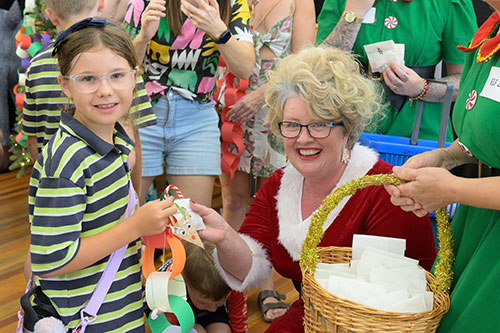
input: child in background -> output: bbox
[160,241,248,332]
[28,21,177,332]
[22,0,156,189]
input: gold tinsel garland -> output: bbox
[299,174,454,293]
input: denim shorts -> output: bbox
[139,90,221,176]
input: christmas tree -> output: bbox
[9,0,56,177]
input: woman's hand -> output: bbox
[132,196,177,237]
[386,166,459,216]
[227,88,265,122]
[137,0,166,42]
[180,0,227,40]
[383,61,426,97]
[190,201,229,244]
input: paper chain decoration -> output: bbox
[143,185,205,333]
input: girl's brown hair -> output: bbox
[56,23,139,122]
[167,0,231,36]
[56,23,138,76]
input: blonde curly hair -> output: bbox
[265,46,380,149]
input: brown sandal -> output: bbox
[257,290,289,323]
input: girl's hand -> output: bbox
[138,0,166,42]
[132,196,177,237]
[227,89,264,122]
[345,0,375,17]
[180,0,227,40]
[190,201,228,244]
[383,61,426,97]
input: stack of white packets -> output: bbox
[314,234,434,313]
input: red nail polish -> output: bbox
[190,200,196,204]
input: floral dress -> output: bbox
[237,0,293,177]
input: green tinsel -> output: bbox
[299,174,454,293]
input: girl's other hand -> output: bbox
[190,201,229,244]
[138,0,166,42]
[132,196,177,237]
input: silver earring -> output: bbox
[341,146,350,164]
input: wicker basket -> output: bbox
[299,175,452,332]
[302,247,450,332]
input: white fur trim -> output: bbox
[213,233,272,292]
[276,143,379,260]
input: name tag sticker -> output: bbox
[363,7,376,24]
[480,66,500,103]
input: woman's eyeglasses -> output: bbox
[278,121,343,139]
[63,68,137,93]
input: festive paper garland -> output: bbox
[143,185,206,333]
[214,58,248,186]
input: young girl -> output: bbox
[27,20,177,332]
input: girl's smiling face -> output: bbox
[59,46,136,142]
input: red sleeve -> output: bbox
[238,169,283,259]
[227,290,248,333]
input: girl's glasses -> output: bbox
[278,121,343,139]
[63,68,137,93]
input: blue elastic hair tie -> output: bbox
[52,17,119,56]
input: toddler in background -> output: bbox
[160,241,248,332]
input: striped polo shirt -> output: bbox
[22,43,156,153]
[29,112,144,332]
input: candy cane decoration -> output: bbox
[167,185,184,199]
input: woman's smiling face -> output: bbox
[282,95,348,181]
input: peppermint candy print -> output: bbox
[384,16,398,29]
[458,141,473,158]
[390,0,398,2]
[465,90,477,111]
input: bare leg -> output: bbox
[194,323,207,333]
[206,322,231,333]
[168,174,215,207]
[220,171,252,230]
[139,175,155,205]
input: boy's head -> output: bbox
[183,241,231,312]
[44,0,104,29]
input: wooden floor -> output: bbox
[0,168,298,332]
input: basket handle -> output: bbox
[299,174,454,293]
[410,81,454,148]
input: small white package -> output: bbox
[363,40,405,73]
[352,234,406,260]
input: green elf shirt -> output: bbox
[436,12,500,332]
[316,0,477,141]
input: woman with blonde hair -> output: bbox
[191,46,437,332]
